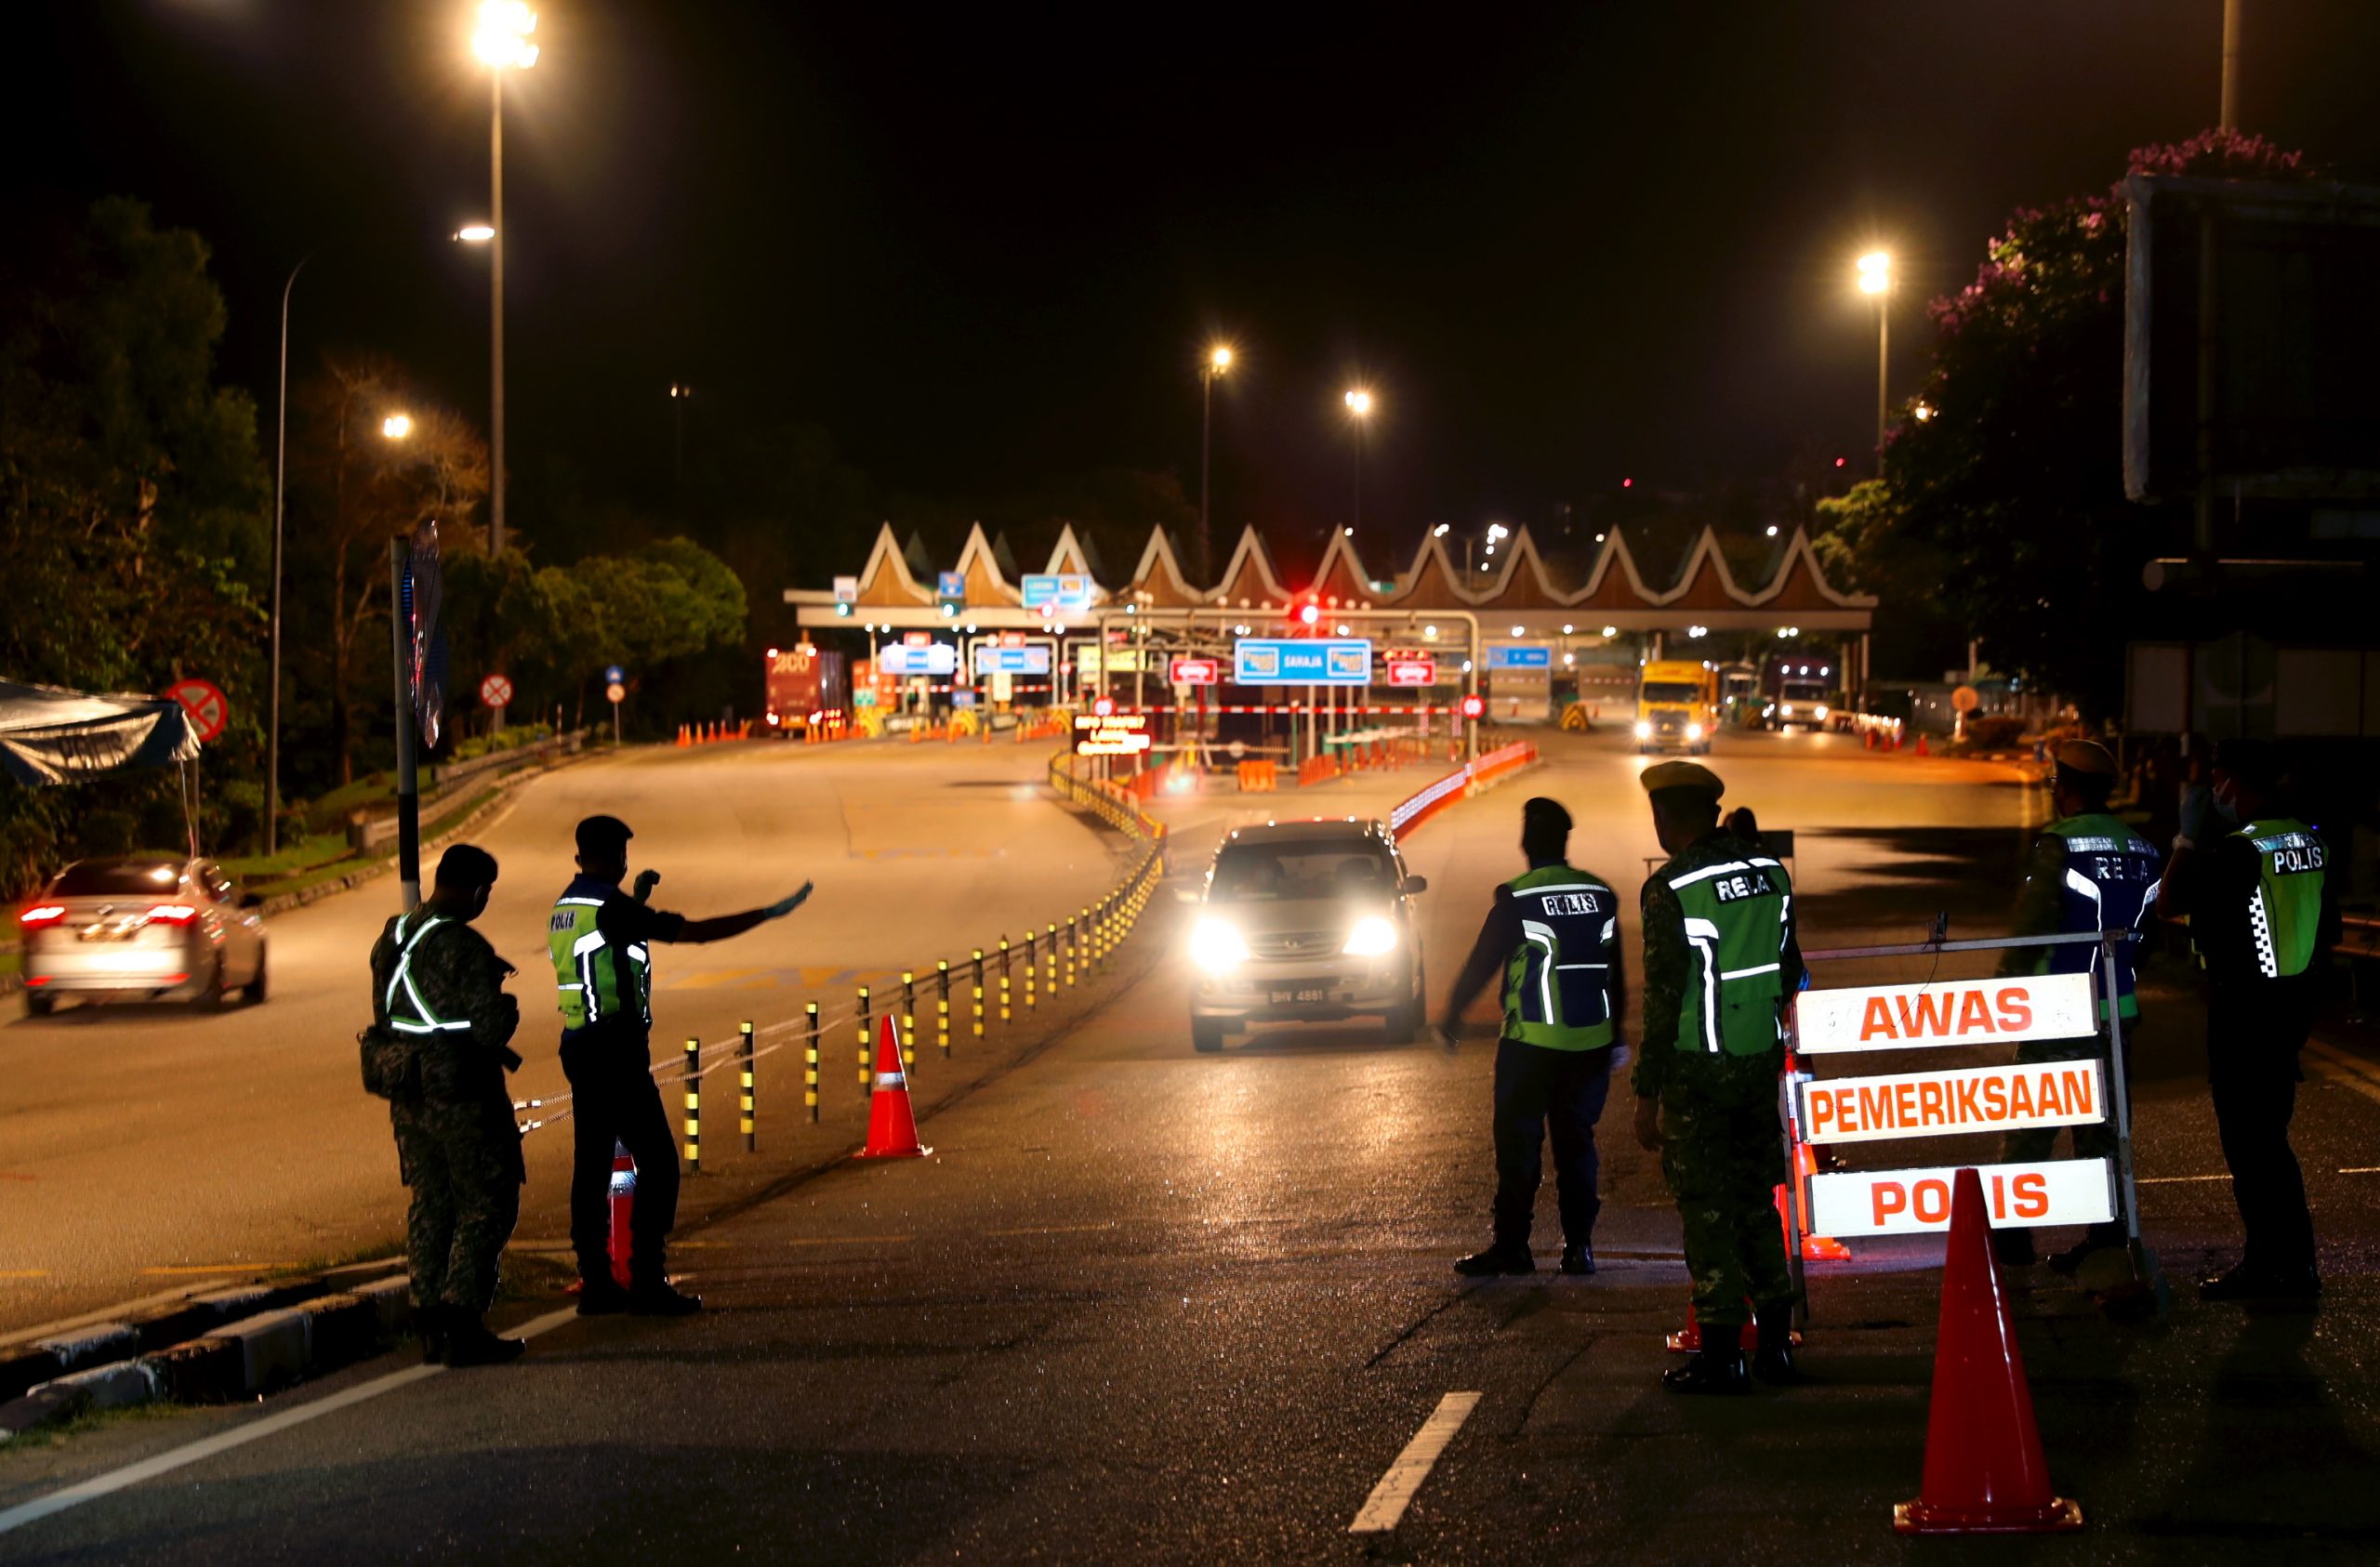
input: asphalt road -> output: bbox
[8,728,2379,1561]
[0,736,1130,1336]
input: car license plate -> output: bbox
[1270,987,1328,1007]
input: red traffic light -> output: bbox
[1296,600,1321,626]
[1092,696,1116,718]
[1460,694,1486,719]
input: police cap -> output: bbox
[434,843,499,891]
[1522,797,1572,837]
[1638,759,1725,801]
[575,814,634,857]
[2053,740,2116,778]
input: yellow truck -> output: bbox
[1635,660,1717,755]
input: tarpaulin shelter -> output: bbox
[0,681,203,786]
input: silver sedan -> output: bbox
[18,856,268,1016]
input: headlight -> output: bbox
[1780,704,1793,717]
[1686,722,1704,740]
[1815,704,1830,721]
[1342,915,1398,956]
[1634,720,1652,739]
[1189,915,1248,971]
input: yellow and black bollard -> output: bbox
[1064,913,1078,988]
[1045,922,1057,994]
[999,936,1013,1024]
[858,984,873,1092]
[936,960,951,1059]
[902,969,917,1071]
[740,1019,757,1152]
[1025,931,1038,1011]
[804,1002,821,1124]
[972,947,985,1041]
[683,1036,702,1175]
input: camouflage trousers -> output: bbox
[2000,1027,2130,1169]
[391,1097,524,1313]
[1659,1093,1796,1328]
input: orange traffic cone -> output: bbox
[854,1015,931,1160]
[1895,1168,2082,1534]
[1664,1306,1761,1355]
[1914,732,1930,757]
[676,724,689,747]
[606,1139,636,1288]
[1785,1139,1852,1262]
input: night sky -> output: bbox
[14,0,2380,558]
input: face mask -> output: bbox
[2212,781,2241,824]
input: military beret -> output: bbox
[435,843,499,890]
[1639,759,1724,799]
[2053,740,2116,777]
[575,814,634,855]
[1522,797,1572,836]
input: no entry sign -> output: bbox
[479,673,514,709]
[165,678,228,744]
[1800,1060,2106,1146]
[1808,1158,2115,1236]
[1794,973,2096,1055]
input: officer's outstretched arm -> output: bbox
[670,882,814,944]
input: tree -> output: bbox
[0,199,268,890]
[1827,131,2312,718]
[287,357,488,782]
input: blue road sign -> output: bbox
[1021,573,1095,610]
[937,572,965,603]
[1486,644,1553,670]
[1234,639,1372,686]
[977,646,1051,675]
[879,644,958,676]
[604,664,625,685]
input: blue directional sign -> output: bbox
[977,646,1051,675]
[879,644,958,677]
[1234,639,1373,686]
[1021,573,1095,610]
[1486,644,1553,670]
[936,572,965,604]
[604,664,625,685]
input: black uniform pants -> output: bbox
[1491,1039,1613,1250]
[562,1030,681,1284]
[2206,989,2317,1273]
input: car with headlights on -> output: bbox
[1184,818,1427,1051]
[18,856,268,1016]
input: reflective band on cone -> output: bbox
[607,1141,636,1288]
[855,1015,931,1160]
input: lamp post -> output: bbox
[1198,344,1232,583]
[471,2,538,559]
[265,252,315,857]
[1342,387,1374,541]
[1857,250,1891,448]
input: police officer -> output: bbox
[370,844,528,1366]
[552,815,813,1314]
[2158,739,2336,1301]
[1630,760,1805,1394]
[1436,797,1624,1278]
[1991,740,2162,1273]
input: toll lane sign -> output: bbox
[1809,1158,2115,1236]
[1234,639,1371,686]
[1800,1060,2106,1146]
[1794,973,2096,1055]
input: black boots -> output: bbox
[2200,1260,2321,1303]
[417,1304,449,1365]
[1559,1244,1595,1277]
[443,1311,527,1366]
[1752,1306,1805,1386]
[1661,1341,1750,1395]
[1454,1245,1536,1277]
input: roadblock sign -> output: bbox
[1800,1060,2106,1146]
[1795,973,2096,1055]
[1809,1158,2115,1236]
[165,678,228,744]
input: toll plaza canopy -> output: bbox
[784,520,1876,646]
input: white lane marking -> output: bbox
[1348,1390,1481,1534]
[2306,1043,2380,1109]
[0,1305,580,1539]
[2135,1174,2232,1185]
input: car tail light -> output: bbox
[145,903,201,926]
[20,904,67,929]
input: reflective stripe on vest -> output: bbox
[2040,813,2162,1019]
[1668,854,1792,1057]
[2236,819,2325,980]
[386,913,469,1036]
[1499,867,1618,1050]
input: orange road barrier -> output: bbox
[1895,1167,2083,1534]
[854,1015,931,1160]
[605,1140,635,1288]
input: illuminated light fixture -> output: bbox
[1562,624,1574,635]
[1913,401,1934,422]
[1511,625,1524,637]
[1687,625,1708,639]
[1622,477,1633,488]
[1343,388,1374,417]
[1765,524,1779,537]
[381,413,414,440]
[1342,526,1354,536]
[1432,523,1450,537]
[1210,344,1235,374]
[1335,624,1350,636]
[455,223,496,243]
[1563,652,1576,666]
[1297,601,1321,626]
[1834,456,1847,467]
[1856,250,1891,296]
[1422,624,1438,640]
[1342,916,1399,957]
[1594,533,1606,543]
[473,1,539,68]
[1601,625,1617,638]
[1190,916,1249,972]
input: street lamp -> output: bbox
[471,1,538,559]
[1342,387,1374,540]
[1199,343,1233,581]
[1857,249,1891,448]
[382,413,415,441]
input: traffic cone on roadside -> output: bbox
[855,1015,931,1160]
[1664,1305,1761,1355]
[675,724,689,747]
[1895,1167,2083,1534]
[606,1140,635,1288]
[1914,732,1930,757]
[1786,1139,1852,1262]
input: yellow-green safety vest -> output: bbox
[548,894,652,1031]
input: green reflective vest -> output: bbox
[1500,865,1619,1051]
[385,912,471,1038]
[2236,818,2325,980]
[1665,851,1793,1057]
[549,894,652,1031]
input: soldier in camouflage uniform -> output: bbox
[370,844,528,1366]
[1630,761,1805,1394]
